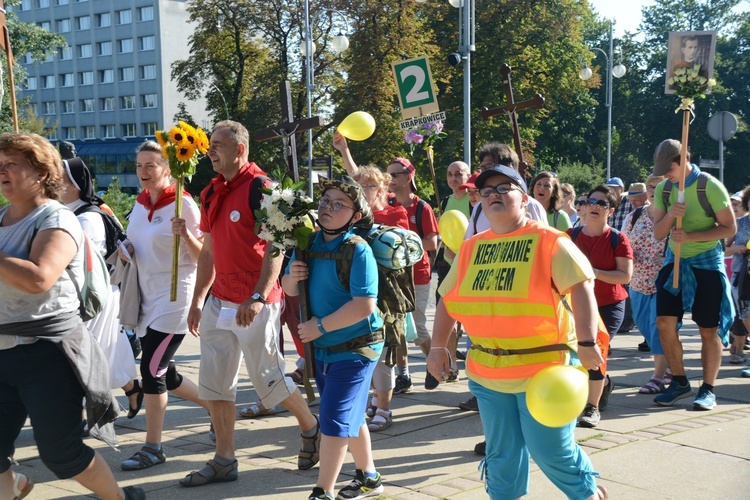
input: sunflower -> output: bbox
[161,145,170,160]
[155,130,168,148]
[168,126,188,145]
[195,128,209,154]
[175,142,196,162]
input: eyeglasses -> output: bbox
[646,185,658,191]
[318,197,355,212]
[388,171,410,179]
[575,200,587,207]
[479,183,519,197]
[586,198,610,208]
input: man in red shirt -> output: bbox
[183,121,320,487]
[387,158,440,392]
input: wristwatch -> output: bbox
[250,292,266,304]
[317,318,327,335]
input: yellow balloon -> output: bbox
[746,240,750,250]
[526,365,589,427]
[439,210,469,254]
[338,111,376,141]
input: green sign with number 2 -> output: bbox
[392,56,440,120]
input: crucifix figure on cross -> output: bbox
[255,80,324,182]
[481,63,545,178]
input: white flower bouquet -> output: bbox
[254,177,316,257]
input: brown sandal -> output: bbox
[12,473,34,500]
[298,415,321,470]
[179,459,238,487]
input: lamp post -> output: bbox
[578,21,626,179]
[193,76,229,121]
[302,1,350,195]
[446,0,475,165]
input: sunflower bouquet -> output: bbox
[254,176,316,258]
[154,121,209,301]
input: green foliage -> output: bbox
[554,161,606,198]
[101,178,135,230]
[173,103,198,127]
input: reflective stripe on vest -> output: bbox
[443,222,573,381]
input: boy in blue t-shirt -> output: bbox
[283,176,384,500]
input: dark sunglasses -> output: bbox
[575,200,587,207]
[586,198,610,208]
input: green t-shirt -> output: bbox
[547,209,572,231]
[654,173,730,258]
[441,194,472,264]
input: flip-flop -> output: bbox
[13,472,34,500]
[238,403,276,419]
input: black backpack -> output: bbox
[73,204,127,260]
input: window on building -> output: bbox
[96,13,110,28]
[83,126,96,139]
[139,36,154,51]
[57,0,70,5]
[121,95,136,109]
[140,65,156,80]
[98,41,112,56]
[99,69,114,83]
[59,73,74,87]
[64,127,76,140]
[138,6,154,21]
[37,21,50,31]
[142,122,158,136]
[141,94,157,108]
[62,101,75,114]
[122,124,136,137]
[47,129,58,141]
[41,75,55,88]
[118,38,134,53]
[43,102,56,115]
[57,19,71,33]
[20,0,32,10]
[79,71,93,85]
[58,46,72,60]
[103,125,115,138]
[22,52,33,64]
[119,67,135,82]
[101,97,115,111]
[39,0,50,8]
[25,77,37,90]
[43,50,54,63]
[78,44,92,58]
[80,99,94,112]
[117,10,132,24]
[75,16,89,30]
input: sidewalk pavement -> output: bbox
[12,304,750,499]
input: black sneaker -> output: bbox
[598,375,614,411]
[336,469,384,499]
[120,446,166,471]
[638,340,651,352]
[424,371,440,390]
[309,486,333,500]
[123,485,146,500]
[393,374,412,394]
[474,440,486,456]
[578,403,600,428]
[458,395,478,411]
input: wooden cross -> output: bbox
[480,63,545,178]
[255,80,324,182]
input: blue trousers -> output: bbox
[471,380,598,500]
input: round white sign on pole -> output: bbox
[707,111,738,142]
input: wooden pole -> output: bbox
[672,106,691,289]
[297,249,316,403]
[2,25,18,132]
[170,176,184,301]
[426,146,442,209]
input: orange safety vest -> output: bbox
[443,221,576,383]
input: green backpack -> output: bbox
[307,225,422,365]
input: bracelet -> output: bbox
[429,346,447,350]
[577,341,597,347]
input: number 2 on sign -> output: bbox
[400,66,429,103]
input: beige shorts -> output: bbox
[198,295,297,406]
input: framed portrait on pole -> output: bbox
[665,30,717,94]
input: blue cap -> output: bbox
[605,177,624,188]
[475,164,527,193]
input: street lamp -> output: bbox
[193,76,229,121]
[447,0,474,165]
[302,2,350,195]
[578,21,626,179]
